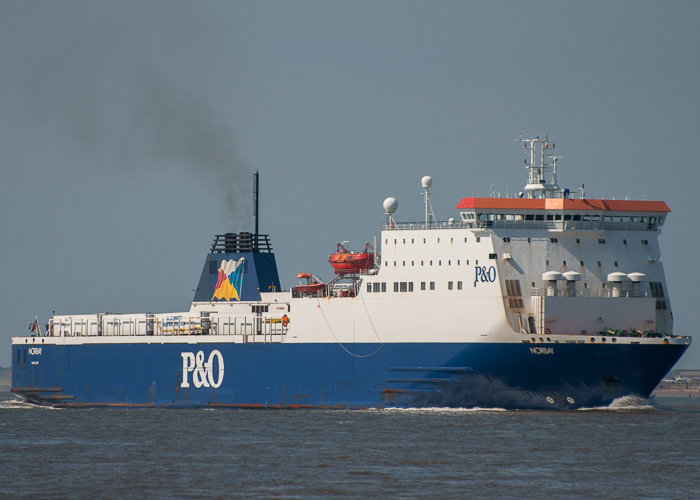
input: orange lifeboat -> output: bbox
[292,273,326,296]
[328,242,374,275]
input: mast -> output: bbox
[253,170,259,251]
[514,135,562,198]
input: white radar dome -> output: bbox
[421,176,433,188]
[383,197,398,214]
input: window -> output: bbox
[614,261,618,267]
[457,281,463,290]
[505,279,524,308]
[576,238,580,244]
[563,261,567,266]
[400,282,408,292]
[550,238,558,243]
[650,282,665,298]
[421,282,426,291]
[373,283,381,292]
[642,240,649,245]
[409,282,414,292]
[623,239,627,245]
[489,253,497,259]
[503,237,511,242]
[382,283,386,292]
[430,282,435,290]
[448,281,453,290]
[394,282,399,292]
[448,260,451,266]
[476,237,481,242]
[367,283,371,293]
[598,239,606,244]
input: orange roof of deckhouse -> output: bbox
[455,198,670,213]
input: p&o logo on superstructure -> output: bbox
[181,350,224,388]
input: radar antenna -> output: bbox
[421,176,437,227]
[514,135,563,199]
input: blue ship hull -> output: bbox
[11,341,688,410]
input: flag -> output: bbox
[28,317,40,335]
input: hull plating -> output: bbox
[11,340,688,410]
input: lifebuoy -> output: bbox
[545,328,552,335]
[282,315,289,327]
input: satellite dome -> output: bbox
[383,197,398,214]
[421,176,433,188]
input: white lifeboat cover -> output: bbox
[542,271,563,281]
[562,271,582,281]
[607,271,628,282]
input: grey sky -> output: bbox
[1,1,699,368]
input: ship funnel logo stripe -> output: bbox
[212,258,245,300]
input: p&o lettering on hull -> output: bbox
[181,350,224,389]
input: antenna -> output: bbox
[383,197,398,226]
[514,135,562,198]
[253,170,259,250]
[421,176,436,227]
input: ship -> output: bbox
[11,136,691,409]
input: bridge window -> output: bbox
[505,279,524,308]
[650,282,665,298]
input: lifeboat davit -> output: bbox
[292,273,326,295]
[328,242,375,275]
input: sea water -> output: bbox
[1,393,698,499]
